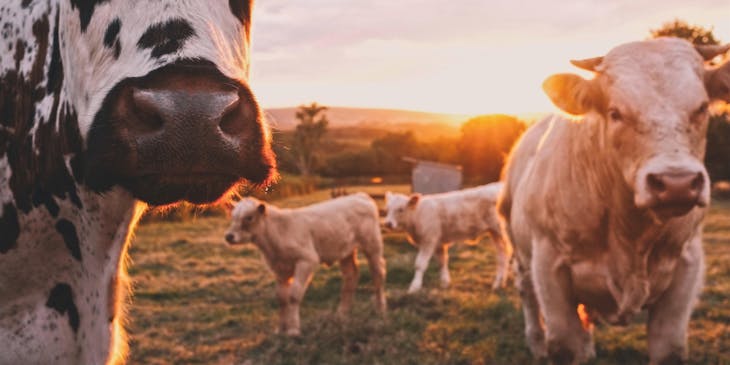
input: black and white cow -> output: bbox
[0,1,275,364]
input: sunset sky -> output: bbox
[249,1,730,115]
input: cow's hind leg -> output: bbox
[490,229,513,290]
[337,252,360,316]
[362,243,387,313]
[647,236,704,365]
[515,257,547,359]
[435,244,451,289]
[408,240,438,293]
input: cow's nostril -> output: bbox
[130,89,166,133]
[225,233,235,243]
[646,173,665,193]
[219,95,254,136]
[690,173,704,191]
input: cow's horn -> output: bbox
[695,44,730,61]
[570,57,604,72]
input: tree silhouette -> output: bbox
[292,103,329,176]
[459,115,526,183]
[650,19,719,45]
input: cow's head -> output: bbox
[59,0,275,205]
[384,191,420,229]
[543,38,730,218]
[224,197,266,245]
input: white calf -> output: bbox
[384,183,510,293]
[224,193,386,336]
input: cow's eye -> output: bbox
[245,216,254,222]
[397,208,404,213]
[693,102,709,120]
[608,107,623,122]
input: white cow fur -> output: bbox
[225,193,387,336]
[499,38,730,364]
[384,182,510,293]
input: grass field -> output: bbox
[125,186,730,365]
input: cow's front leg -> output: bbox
[276,278,292,334]
[408,240,438,293]
[532,237,594,365]
[647,236,704,365]
[435,244,451,289]
[282,260,316,336]
[514,255,547,359]
[337,252,359,316]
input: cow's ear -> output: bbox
[706,60,730,102]
[543,73,602,115]
[408,194,420,208]
[257,203,266,215]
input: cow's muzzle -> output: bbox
[86,60,276,205]
[635,162,709,217]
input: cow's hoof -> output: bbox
[407,286,421,294]
[285,328,301,337]
[526,329,547,359]
[440,280,451,289]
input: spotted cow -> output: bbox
[0,1,275,364]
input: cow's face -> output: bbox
[384,192,419,229]
[543,38,730,218]
[59,0,275,205]
[224,198,265,245]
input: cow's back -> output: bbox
[415,183,501,243]
[293,193,380,264]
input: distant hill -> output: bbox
[263,106,471,132]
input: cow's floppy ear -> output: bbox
[543,73,602,115]
[257,203,266,215]
[408,194,420,207]
[706,59,730,102]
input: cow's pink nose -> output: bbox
[646,172,704,209]
[130,88,244,136]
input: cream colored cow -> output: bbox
[224,193,386,336]
[384,182,510,293]
[498,38,730,364]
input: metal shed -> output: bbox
[403,157,463,194]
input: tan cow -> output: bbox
[384,182,510,293]
[224,193,387,336]
[498,38,730,364]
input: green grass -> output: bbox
[125,188,730,365]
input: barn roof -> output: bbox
[402,157,462,171]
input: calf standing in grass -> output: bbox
[224,193,387,336]
[384,183,509,293]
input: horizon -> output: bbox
[249,1,730,115]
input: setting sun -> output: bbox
[250,1,730,115]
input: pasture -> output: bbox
[126,186,730,365]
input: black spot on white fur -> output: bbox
[46,284,80,333]
[137,18,195,58]
[69,0,111,32]
[0,203,20,253]
[55,219,82,262]
[229,0,252,26]
[103,18,121,59]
